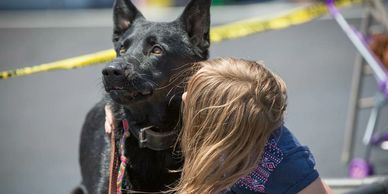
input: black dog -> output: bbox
[74,0,211,193]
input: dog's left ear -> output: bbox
[178,0,211,57]
[113,0,144,42]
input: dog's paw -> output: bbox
[71,185,86,194]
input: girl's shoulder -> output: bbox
[228,126,319,194]
[271,126,311,155]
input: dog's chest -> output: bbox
[116,134,182,191]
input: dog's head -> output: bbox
[103,0,211,108]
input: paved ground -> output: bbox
[0,2,387,194]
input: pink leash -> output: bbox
[117,119,130,194]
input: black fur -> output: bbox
[75,0,211,193]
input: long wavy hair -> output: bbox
[175,58,287,194]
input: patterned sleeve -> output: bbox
[265,146,319,194]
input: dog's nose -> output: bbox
[102,66,125,77]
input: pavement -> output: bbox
[0,1,387,194]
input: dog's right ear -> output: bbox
[113,0,144,42]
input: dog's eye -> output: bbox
[119,46,127,55]
[150,45,163,56]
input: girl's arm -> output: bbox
[298,177,334,194]
[104,105,115,134]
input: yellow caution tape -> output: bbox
[0,0,363,80]
[0,49,116,79]
[210,0,363,43]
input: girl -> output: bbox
[105,58,333,194]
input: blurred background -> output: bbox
[0,0,284,9]
[1,0,388,194]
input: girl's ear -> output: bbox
[182,92,187,104]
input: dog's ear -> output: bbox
[113,0,144,41]
[178,0,211,57]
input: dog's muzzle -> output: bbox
[102,62,153,102]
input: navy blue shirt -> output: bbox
[225,126,319,194]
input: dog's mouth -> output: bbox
[105,85,154,103]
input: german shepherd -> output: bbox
[74,0,211,193]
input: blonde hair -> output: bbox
[175,58,287,194]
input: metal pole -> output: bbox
[341,3,372,164]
